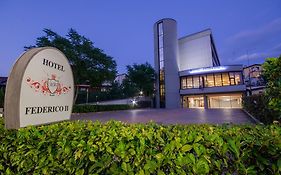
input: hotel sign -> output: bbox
[4,47,74,129]
[188,66,227,74]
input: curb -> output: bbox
[242,109,264,125]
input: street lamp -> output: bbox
[140,91,143,96]
[85,80,90,104]
[86,88,89,104]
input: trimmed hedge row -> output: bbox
[72,104,134,113]
[0,119,280,174]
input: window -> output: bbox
[234,72,242,85]
[186,77,193,88]
[181,77,187,89]
[180,71,243,90]
[193,76,200,88]
[158,22,165,108]
[222,73,230,86]
[208,94,242,108]
[214,74,222,86]
[205,74,214,87]
[229,72,235,85]
[158,23,163,35]
[159,48,164,62]
[159,69,164,81]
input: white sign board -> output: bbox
[4,47,74,129]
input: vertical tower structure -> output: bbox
[154,18,180,108]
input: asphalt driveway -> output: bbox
[71,108,254,124]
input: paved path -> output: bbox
[71,108,254,124]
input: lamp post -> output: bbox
[85,80,90,104]
[86,88,89,104]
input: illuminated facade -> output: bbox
[154,18,246,109]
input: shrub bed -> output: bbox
[72,104,134,113]
[0,119,280,174]
[243,94,279,124]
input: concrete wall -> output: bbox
[162,19,180,108]
[178,31,213,71]
[154,18,180,108]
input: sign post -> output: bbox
[4,47,74,129]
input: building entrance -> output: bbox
[182,93,242,109]
[182,95,204,108]
[207,94,242,108]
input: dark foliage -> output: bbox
[25,28,117,88]
[242,94,280,124]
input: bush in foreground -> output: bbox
[0,119,280,174]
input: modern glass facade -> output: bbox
[157,22,165,108]
[180,72,242,89]
[182,93,242,108]
[207,94,242,108]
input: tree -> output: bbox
[122,77,138,98]
[0,88,4,108]
[25,28,117,89]
[124,62,155,97]
[262,56,281,121]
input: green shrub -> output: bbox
[72,104,134,113]
[0,119,280,174]
[243,94,279,124]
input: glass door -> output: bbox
[183,96,204,108]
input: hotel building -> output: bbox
[154,18,246,109]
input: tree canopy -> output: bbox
[262,55,281,119]
[25,28,117,87]
[123,62,155,97]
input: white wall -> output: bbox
[178,35,213,71]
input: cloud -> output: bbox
[232,42,281,62]
[228,17,281,43]
[234,52,265,62]
[271,42,281,52]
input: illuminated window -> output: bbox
[214,74,222,86]
[234,72,242,85]
[158,22,165,108]
[186,77,193,88]
[205,74,214,87]
[222,73,230,86]
[181,77,187,89]
[229,72,235,85]
[193,76,200,88]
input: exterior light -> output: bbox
[132,99,137,105]
[189,66,227,74]
[140,91,143,95]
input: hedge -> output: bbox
[0,119,280,174]
[72,104,134,113]
[243,94,280,124]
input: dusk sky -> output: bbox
[1,0,281,76]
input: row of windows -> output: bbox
[158,22,165,108]
[181,72,243,89]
